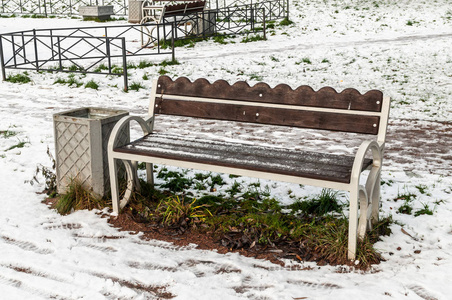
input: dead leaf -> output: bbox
[401,228,417,240]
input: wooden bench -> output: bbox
[140,0,206,47]
[108,75,391,260]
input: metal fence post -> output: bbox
[0,36,6,81]
[251,7,254,32]
[21,32,26,64]
[57,36,62,71]
[286,0,289,20]
[12,35,16,66]
[171,23,175,62]
[106,36,112,73]
[121,37,128,92]
[262,8,266,40]
[33,29,39,71]
[50,29,54,63]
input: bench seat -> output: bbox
[114,132,373,184]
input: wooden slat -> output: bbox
[114,133,373,184]
[156,76,383,112]
[155,98,380,134]
[164,1,205,15]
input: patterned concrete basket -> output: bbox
[53,107,129,197]
[79,5,114,21]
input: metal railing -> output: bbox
[163,0,287,40]
[0,0,288,89]
[0,23,176,90]
[0,0,128,16]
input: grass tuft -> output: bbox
[241,34,266,43]
[6,73,31,83]
[279,17,294,26]
[129,81,144,91]
[55,178,106,215]
[289,189,342,215]
[84,79,99,90]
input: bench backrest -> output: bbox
[164,1,206,16]
[149,76,390,145]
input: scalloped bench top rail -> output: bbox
[153,76,386,135]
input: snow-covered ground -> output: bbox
[0,0,451,299]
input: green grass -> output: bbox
[394,190,416,202]
[84,79,99,90]
[213,35,227,44]
[6,73,31,83]
[249,74,263,81]
[68,64,84,72]
[296,57,312,65]
[53,77,67,85]
[129,81,144,91]
[415,184,429,195]
[93,63,109,72]
[137,60,155,69]
[5,139,28,151]
[414,203,434,217]
[160,37,203,49]
[394,189,416,215]
[55,178,106,215]
[289,189,342,215]
[53,73,83,87]
[111,65,124,74]
[158,68,168,75]
[241,34,266,43]
[397,202,413,215]
[1,126,17,139]
[279,17,294,26]
[160,59,180,67]
[67,75,83,87]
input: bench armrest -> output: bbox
[108,115,154,151]
[350,140,382,185]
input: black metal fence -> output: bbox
[0,0,288,89]
[0,23,176,90]
[0,0,128,16]
[0,0,288,17]
[163,0,287,40]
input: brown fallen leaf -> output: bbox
[401,228,418,241]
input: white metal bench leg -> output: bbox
[348,140,383,260]
[108,116,153,214]
[146,163,154,186]
[348,186,360,261]
[140,22,158,48]
[371,170,381,225]
[110,158,141,214]
[116,159,136,213]
[358,186,370,239]
[110,156,121,214]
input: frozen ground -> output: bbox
[0,0,451,299]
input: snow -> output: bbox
[1,0,452,299]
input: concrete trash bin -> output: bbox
[53,107,129,197]
[79,5,115,21]
[128,0,144,23]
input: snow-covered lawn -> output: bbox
[0,0,451,299]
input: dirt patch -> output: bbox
[107,212,366,269]
[108,213,290,267]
